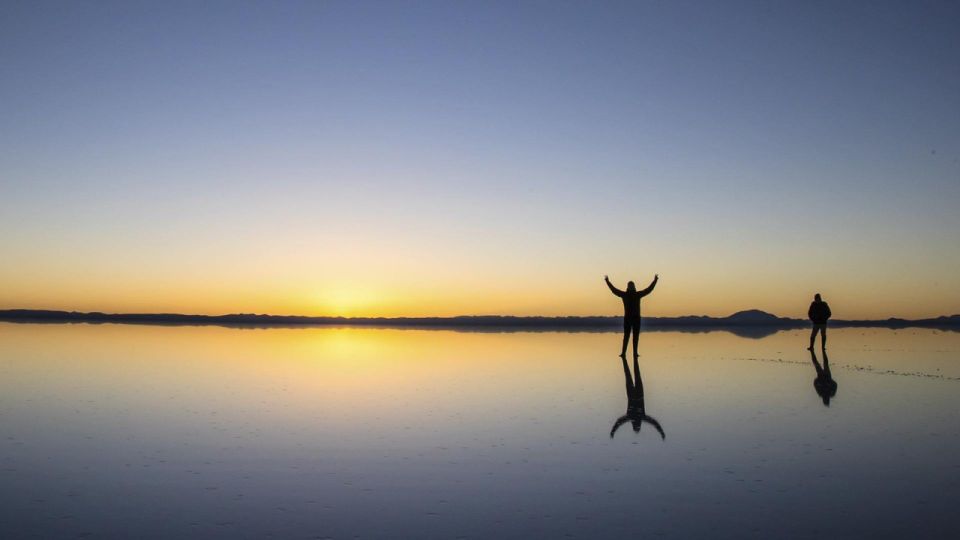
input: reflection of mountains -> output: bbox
[2,309,959,338]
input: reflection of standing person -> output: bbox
[810,348,838,406]
[610,355,664,439]
[604,274,658,358]
[807,293,832,350]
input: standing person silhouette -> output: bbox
[807,293,832,350]
[604,274,658,358]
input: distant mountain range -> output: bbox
[2,308,958,337]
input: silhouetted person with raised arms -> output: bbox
[605,274,658,358]
[809,348,838,406]
[807,293,832,350]
[610,355,665,440]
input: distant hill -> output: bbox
[645,309,801,327]
[727,309,787,324]
[1,308,958,336]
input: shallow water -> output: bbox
[1,323,958,538]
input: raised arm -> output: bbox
[604,275,624,297]
[644,415,666,440]
[638,274,659,297]
[610,415,630,438]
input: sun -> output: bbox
[316,287,380,317]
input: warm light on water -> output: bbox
[1,323,958,537]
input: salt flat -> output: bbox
[1,323,958,538]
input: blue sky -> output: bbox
[2,1,958,317]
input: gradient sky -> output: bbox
[2,1,959,319]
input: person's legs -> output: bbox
[620,319,630,357]
[821,326,827,349]
[808,327,818,350]
[633,354,643,396]
[621,355,633,394]
[631,320,640,357]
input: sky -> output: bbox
[1,0,959,319]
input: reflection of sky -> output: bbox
[1,323,958,537]
[2,2,959,318]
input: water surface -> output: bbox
[1,323,958,538]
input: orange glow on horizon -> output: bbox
[2,275,958,321]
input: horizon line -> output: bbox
[2,307,958,325]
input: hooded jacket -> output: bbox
[808,301,832,325]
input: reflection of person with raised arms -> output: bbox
[604,274,658,358]
[610,355,665,440]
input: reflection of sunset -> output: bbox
[5,322,960,438]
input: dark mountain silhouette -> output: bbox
[1,309,958,336]
[643,309,797,328]
[726,309,785,324]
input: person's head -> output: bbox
[814,293,822,302]
[627,281,636,292]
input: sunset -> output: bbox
[2,2,959,538]
[3,1,958,319]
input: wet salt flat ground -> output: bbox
[1,323,959,539]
